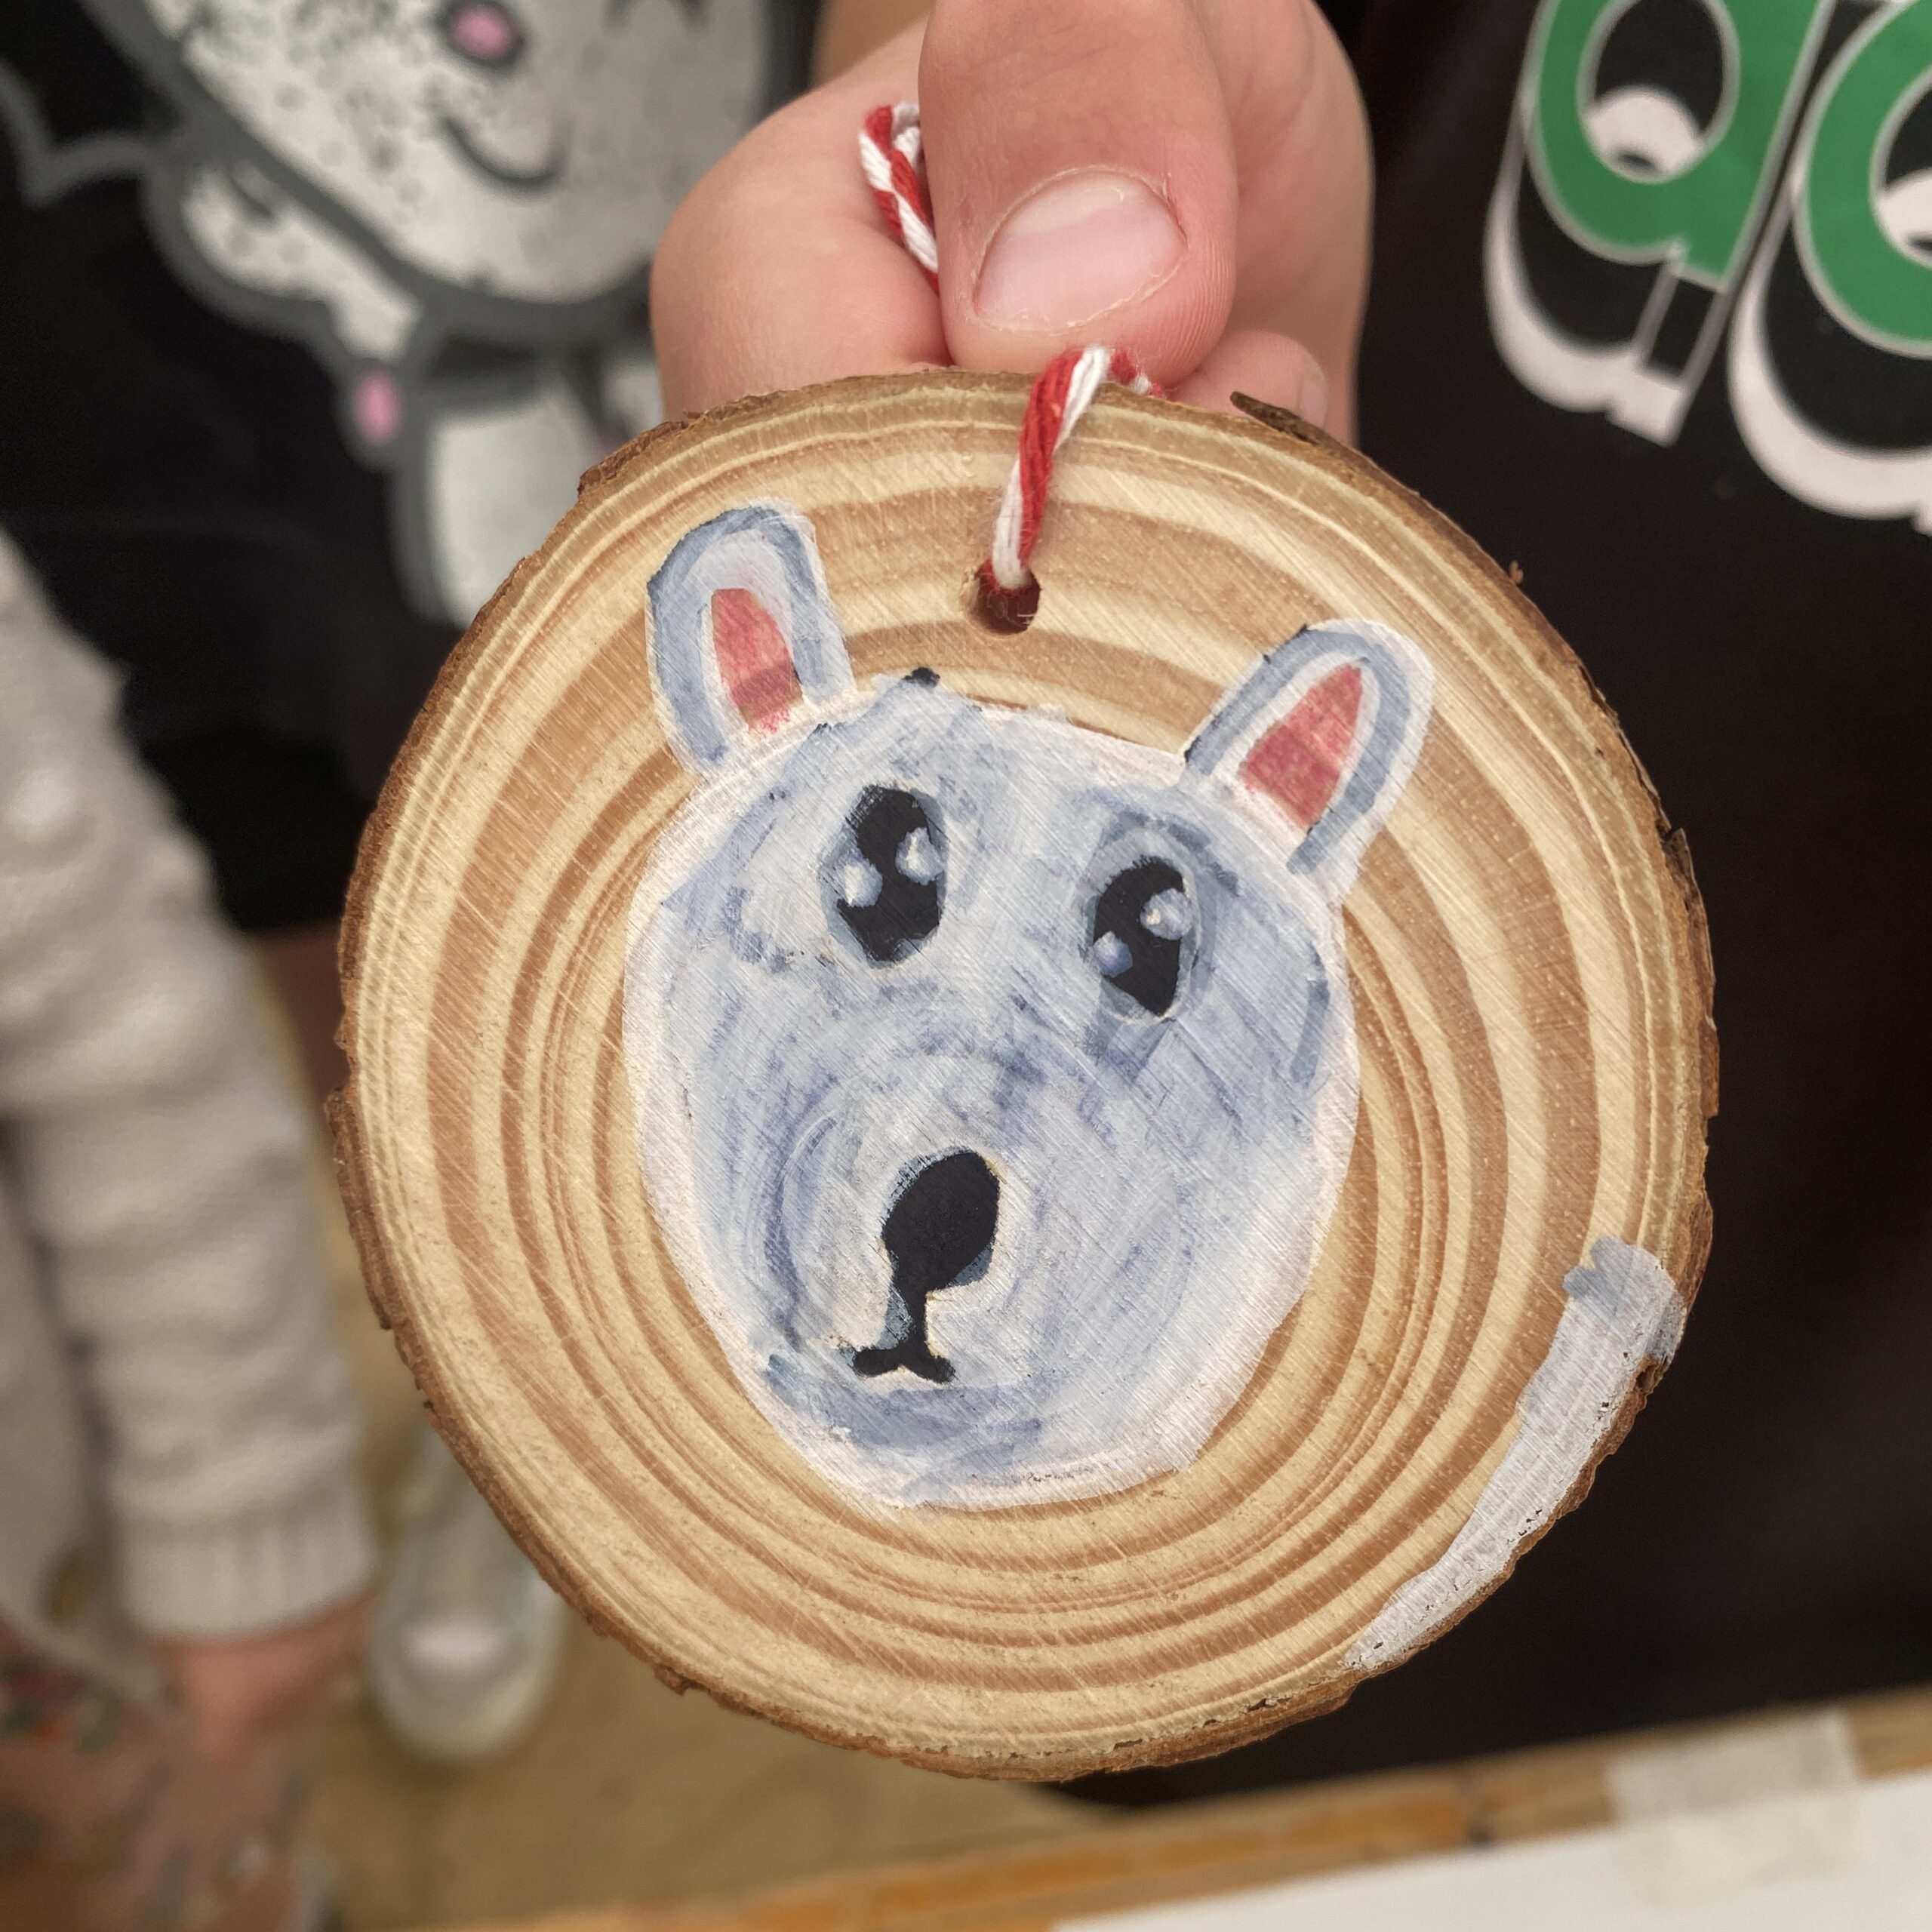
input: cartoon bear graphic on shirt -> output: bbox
[2,0,770,620]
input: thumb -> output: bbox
[919,0,1236,386]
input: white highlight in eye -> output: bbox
[839,859,882,908]
[897,826,941,883]
[1141,888,1193,940]
[1091,931,1132,979]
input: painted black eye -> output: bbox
[833,788,943,964]
[1090,860,1192,1016]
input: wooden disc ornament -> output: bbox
[334,369,1713,1779]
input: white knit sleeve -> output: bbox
[0,539,374,1639]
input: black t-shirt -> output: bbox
[1081,0,1932,1801]
[1,0,810,924]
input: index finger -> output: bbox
[650,26,945,417]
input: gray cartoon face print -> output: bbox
[2,0,768,625]
[623,505,1436,1509]
[123,0,761,305]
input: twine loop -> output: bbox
[859,103,1160,626]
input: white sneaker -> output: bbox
[368,1426,566,1764]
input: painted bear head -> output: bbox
[623,504,1433,1509]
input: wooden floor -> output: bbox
[306,1143,1081,1932]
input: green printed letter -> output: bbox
[1800,0,1932,355]
[1530,0,1827,285]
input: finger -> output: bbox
[1170,327,1332,432]
[1198,0,1371,396]
[919,0,1237,386]
[651,26,946,417]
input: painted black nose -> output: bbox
[883,1151,999,1297]
[852,1152,999,1384]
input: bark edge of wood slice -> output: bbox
[331,371,1715,1780]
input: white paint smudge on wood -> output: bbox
[1348,1238,1685,1670]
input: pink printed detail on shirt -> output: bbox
[444,1,522,66]
[351,369,404,448]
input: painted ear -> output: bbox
[1184,620,1435,895]
[646,502,856,773]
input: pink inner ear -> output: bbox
[1239,663,1363,829]
[711,589,802,735]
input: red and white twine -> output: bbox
[859,103,1159,614]
[859,104,939,288]
[980,344,1155,599]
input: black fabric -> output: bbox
[1076,0,1932,1803]
[144,731,369,934]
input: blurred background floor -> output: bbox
[306,1142,1083,1932]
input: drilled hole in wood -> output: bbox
[968,568,1040,635]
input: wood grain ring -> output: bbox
[333,372,1714,1779]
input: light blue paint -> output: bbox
[626,503,1436,1510]
[646,502,856,771]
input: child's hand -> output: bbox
[651,0,1370,433]
[155,1593,371,1763]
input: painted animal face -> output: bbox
[127,0,760,302]
[624,506,1433,1509]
